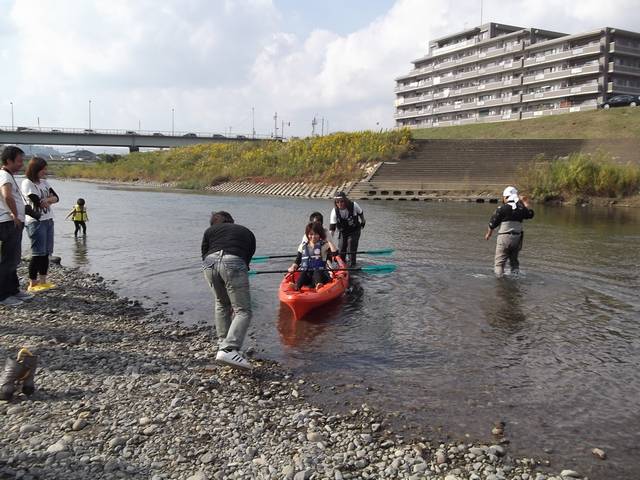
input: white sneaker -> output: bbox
[215,349,253,370]
[0,296,23,306]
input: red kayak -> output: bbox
[279,257,349,320]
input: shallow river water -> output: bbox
[31,179,640,479]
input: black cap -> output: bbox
[334,191,346,199]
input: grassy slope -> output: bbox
[411,107,640,139]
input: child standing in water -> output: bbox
[65,198,89,236]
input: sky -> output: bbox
[1,0,639,140]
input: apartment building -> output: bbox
[394,23,640,128]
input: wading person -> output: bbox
[201,211,256,370]
[65,198,88,236]
[22,157,59,292]
[0,147,33,306]
[485,186,535,277]
[329,191,365,267]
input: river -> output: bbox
[26,178,640,479]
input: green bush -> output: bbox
[519,151,640,201]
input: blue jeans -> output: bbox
[203,252,252,351]
[0,221,24,301]
[26,219,54,256]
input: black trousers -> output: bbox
[295,269,330,290]
[337,228,361,266]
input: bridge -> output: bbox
[0,126,273,152]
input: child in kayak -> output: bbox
[288,222,338,291]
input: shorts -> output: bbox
[26,219,54,256]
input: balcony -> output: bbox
[394,84,417,93]
[398,93,433,106]
[523,44,602,67]
[477,78,518,93]
[393,109,427,120]
[521,84,599,103]
[608,62,640,77]
[476,97,512,108]
[431,37,478,57]
[522,63,601,84]
[394,78,434,94]
[477,113,511,123]
[607,82,640,95]
[521,104,598,119]
[443,70,479,83]
[433,57,461,71]
[609,42,640,58]
[478,43,524,61]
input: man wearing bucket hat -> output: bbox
[485,186,534,277]
[329,191,365,267]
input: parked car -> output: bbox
[599,94,639,109]
[183,133,197,137]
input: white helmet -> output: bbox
[503,186,518,197]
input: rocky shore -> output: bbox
[1,261,589,480]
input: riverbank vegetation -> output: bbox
[519,151,640,203]
[56,129,413,188]
[412,107,640,139]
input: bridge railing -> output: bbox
[0,126,279,140]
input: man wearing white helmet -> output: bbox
[485,186,534,277]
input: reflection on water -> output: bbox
[277,281,364,353]
[482,278,527,334]
[73,236,88,265]
[44,180,640,479]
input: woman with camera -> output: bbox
[21,157,59,292]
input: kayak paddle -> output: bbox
[252,249,394,262]
[249,265,396,277]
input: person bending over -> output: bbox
[201,211,256,370]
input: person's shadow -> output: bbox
[73,236,88,265]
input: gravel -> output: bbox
[0,260,588,480]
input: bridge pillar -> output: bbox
[129,146,140,153]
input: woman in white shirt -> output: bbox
[21,157,59,292]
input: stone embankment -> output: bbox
[204,181,355,199]
[0,261,595,479]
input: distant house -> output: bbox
[62,149,97,161]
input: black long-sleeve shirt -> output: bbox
[201,222,256,267]
[488,202,535,230]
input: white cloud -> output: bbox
[1,0,639,137]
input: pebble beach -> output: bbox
[1,261,592,480]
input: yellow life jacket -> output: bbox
[72,206,87,221]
